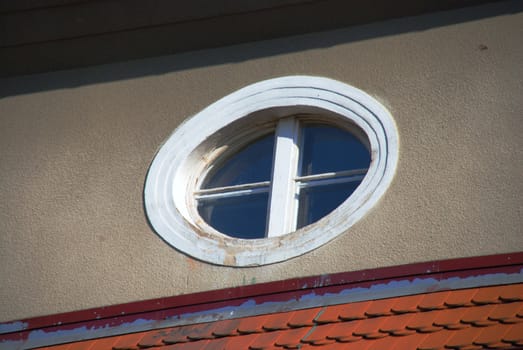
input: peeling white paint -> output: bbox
[144,75,399,266]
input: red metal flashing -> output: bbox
[5,253,522,332]
[1,252,522,349]
[36,284,523,349]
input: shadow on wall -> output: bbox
[0,0,521,98]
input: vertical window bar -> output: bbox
[266,117,300,237]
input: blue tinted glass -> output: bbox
[203,133,274,188]
[297,181,361,228]
[300,125,370,176]
[198,192,269,239]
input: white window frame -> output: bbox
[195,117,370,238]
[144,76,399,266]
[267,117,300,237]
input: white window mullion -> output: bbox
[195,181,270,197]
[266,117,300,237]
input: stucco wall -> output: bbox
[1,2,522,322]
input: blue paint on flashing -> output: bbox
[3,269,522,350]
[0,321,28,334]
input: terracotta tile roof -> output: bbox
[4,253,521,349]
[38,283,523,350]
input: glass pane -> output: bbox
[300,125,370,176]
[203,133,274,188]
[297,181,361,228]
[198,192,269,239]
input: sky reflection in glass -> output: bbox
[198,192,269,239]
[297,181,361,228]
[301,125,369,176]
[203,133,274,188]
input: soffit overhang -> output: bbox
[0,0,512,77]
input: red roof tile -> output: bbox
[36,283,523,350]
[287,307,321,328]
[236,315,266,335]
[391,293,425,313]
[337,300,370,321]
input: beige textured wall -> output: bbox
[1,3,522,322]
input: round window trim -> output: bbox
[144,76,398,266]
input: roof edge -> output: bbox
[1,252,522,348]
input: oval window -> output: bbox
[196,120,371,240]
[144,76,398,266]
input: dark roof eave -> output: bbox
[0,0,510,77]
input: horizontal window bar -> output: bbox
[196,183,270,200]
[295,168,368,182]
[196,181,271,196]
[297,174,366,188]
